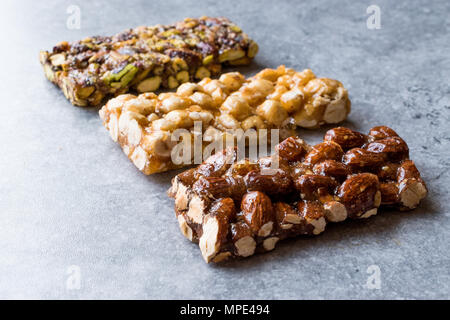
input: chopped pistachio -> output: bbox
[137,76,161,93]
[228,57,251,66]
[230,25,242,33]
[88,63,99,73]
[76,86,95,99]
[119,65,138,86]
[40,17,257,107]
[195,66,211,79]
[176,71,189,84]
[90,91,104,106]
[130,68,151,86]
[153,66,164,75]
[110,82,123,88]
[169,38,185,48]
[247,41,259,58]
[168,76,179,89]
[202,55,214,65]
[162,29,180,37]
[103,64,137,84]
[185,38,199,46]
[218,49,245,63]
[197,30,206,40]
[173,58,188,71]
[155,40,166,51]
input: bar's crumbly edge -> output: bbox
[168,126,427,263]
[99,66,351,175]
[39,16,258,106]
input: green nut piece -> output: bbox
[168,76,179,89]
[162,29,180,37]
[119,65,138,86]
[110,82,122,89]
[176,71,189,84]
[202,55,214,65]
[185,38,199,46]
[228,57,251,66]
[104,64,137,84]
[153,66,164,75]
[169,38,186,48]
[76,86,95,99]
[218,49,246,63]
[155,40,166,51]
[137,76,162,93]
[173,58,188,71]
[230,25,242,33]
[247,41,259,59]
[195,66,211,80]
[131,68,151,86]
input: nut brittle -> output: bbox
[100,66,351,174]
[168,126,427,263]
[40,17,257,106]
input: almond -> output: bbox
[343,148,385,171]
[226,160,260,177]
[276,136,308,162]
[324,127,367,150]
[379,182,399,205]
[193,176,231,199]
[177,168,196,185]
[338,173,380,218]
[297,200,326,235]
[241,191,275,236]
[397,160,421,182]
[196,147,237,178]
[231,222,256,257]
[274,202,302,229]
[199,198,236,263]
[368,126,399,140]
[304,141,344,166]
[365,137,409,161]
[312,160,349,180]
[244,170,293,195]
[295,174,338,200]
[376,163,399,181]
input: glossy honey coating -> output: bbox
[168,126,427,263]
[100,66,351,174]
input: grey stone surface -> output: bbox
[0,0,449,299]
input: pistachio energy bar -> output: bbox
[168,126,427,263]
[40,17,258,106]
[99,66,351,174]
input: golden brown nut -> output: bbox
[241,191,275,237]
[169,126,427,263]
[338,173,380,218]
[324,127,367,150]
[100,67,351,175]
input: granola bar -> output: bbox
[99,66,351,174]
[40,17,258,106]
[168,126,427,263]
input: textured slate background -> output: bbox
[0,0,449,299]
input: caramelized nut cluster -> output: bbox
[40,17,257,106]
[100,66,351,174]
[168,126,427,263]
